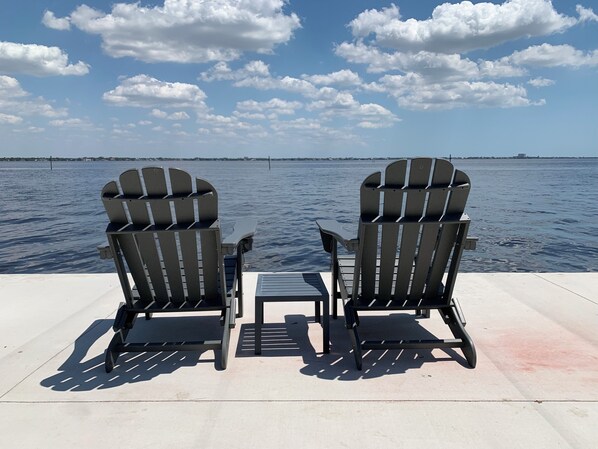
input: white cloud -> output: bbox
[379,73,539,110]
[151,109,191,120]
[103,75,208,109]
[49,118,90,127]
[477,59,528,78]
[202,60,320,96]
[528,77,555,87]
[196,112,262,138]
[150,109,168,119]
[11,125,45,134]
[577,5,598,23]
[507,44,598,68]
[0,42,89,76]
[0,75,67,118]
[67,0,301,63]
[269,118,360,143]
[42,11,71,30]
[167,111,190,120]
[0,112,22,124]
[202,61,399,127]
[307,89,399,127]
[302,70,362,87]
[349,1,577,54]
[236,98,302,115]
[336,42,527,81]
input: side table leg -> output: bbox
[323,297,330,353]
[255,299,263,355]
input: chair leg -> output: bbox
[344,304,363,370]
[348,323,363,370]
[105,327,129,373]
[105,308,136,373]
[236,254,244,318]
[220,307,232,370]
[229,296,237,329]
[442,307,477,368]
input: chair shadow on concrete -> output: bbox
[297,313,471,381]
[236,314,319,358]
[40,315,226,392]
[235,312,470,380]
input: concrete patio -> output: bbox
[0,272,597,448]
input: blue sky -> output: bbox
[1,0,597,158]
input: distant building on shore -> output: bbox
[515,153,527,159]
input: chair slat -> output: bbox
[446,169,470,215]
[410,159,455,299]
[425,168,470,299]
[404,158,431,217]
[378,161,406,301]
[109,171,153,300]
[409,224,440,300]
[393,224,416,301]
[359,172,381,300]
[426,159,453,216]
[197,178,220,301]
[120,170,169,302]
[142,167,185,303]
[169,168,202,301]
[101,181,127,223]
[425,223,460,299]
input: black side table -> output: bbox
[254,273,330,355]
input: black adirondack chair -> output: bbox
[317,158,476,370]
[101,167,256,372]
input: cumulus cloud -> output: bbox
[349,0,577,54]
[151,109,190,120]
[0,42,89,76]
[42,11,71,30]
[0,75,67,118]
[307,89,399,127]
[301,70,362,87]
[379,73,540,110]
[202,61,399,126]
[528,77,555,87]
[0,112,23,124]
[334,2,598,111]
[201,60,319,96]
[49,118,91,127]
[200,60,271,82]
[506,44,598,68]
[577,5,598,22]
[337,41,529,83]
[236,98,302,116]
[65,0,300,63]
[103,75,208,110]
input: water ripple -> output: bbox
[1,159,597,273]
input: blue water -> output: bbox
[0,159,596,273]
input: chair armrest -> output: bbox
[97,245,113,259]
[316,219,359,253]
[222,218,257,255]
[464,237,478,251]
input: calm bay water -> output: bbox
[0,159,596,273]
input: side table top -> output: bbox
[255,273,328,300]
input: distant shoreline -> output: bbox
[1,156,597,162]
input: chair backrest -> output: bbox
[102,167,225,306]
[354,158,471,305]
